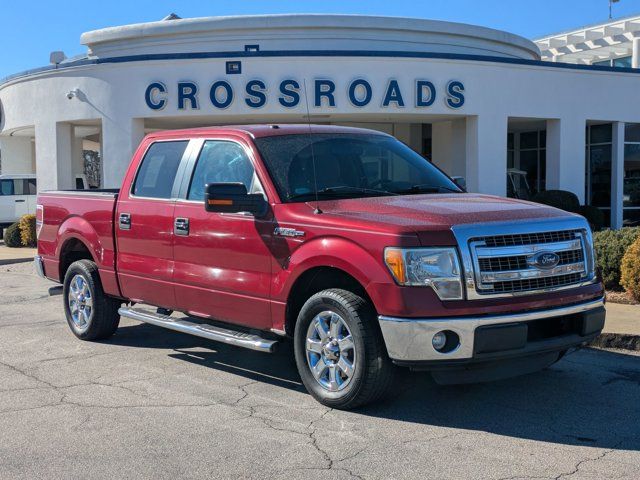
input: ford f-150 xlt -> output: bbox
[35,125,605,409]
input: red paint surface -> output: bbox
[37,125,604,333]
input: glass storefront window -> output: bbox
[588,144,612,207]
[613,56,632,68]
[520,131,538,149]
[590,124,612,144]
[624,124,640,226]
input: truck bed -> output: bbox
[37,189,121,296]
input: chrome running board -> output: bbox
[118,307,277,353]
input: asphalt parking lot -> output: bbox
[0,262,639,479]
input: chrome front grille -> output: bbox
[478,247,584,272]
[470,229,587,295]
[481,230,577,247]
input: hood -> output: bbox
[315,193,573,233]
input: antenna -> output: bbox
[302,79,322,214]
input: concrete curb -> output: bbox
[590,333,640,351]
[0,257,33,266]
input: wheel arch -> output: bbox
[284,266,374,337]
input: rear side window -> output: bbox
[133,141,189,199]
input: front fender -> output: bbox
[272,236,392,308]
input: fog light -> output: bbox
[432,331,447,351]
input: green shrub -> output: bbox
[530,190,580,213]
[594,227,640,290]
[620,237,640,302]
[576,205,605,231]
[3,222,22,248]
[18,214,37,247]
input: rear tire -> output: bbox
[293,288,394,409]
[63,259,121,340]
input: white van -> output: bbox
[0,174,38,227]
[0,174,90,229]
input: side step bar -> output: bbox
[118,307,278,353]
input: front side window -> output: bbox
[132,141,189,199]
[187,141,262,201]
[254,133,461,202]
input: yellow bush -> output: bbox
[18,214,37,248]
[620,237,640,302]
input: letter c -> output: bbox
[145,82,167,110]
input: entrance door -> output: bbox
[172,139,274,329]
[115,140,190,309]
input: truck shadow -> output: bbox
[108,324,640,451]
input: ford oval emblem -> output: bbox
[529,251,560,270]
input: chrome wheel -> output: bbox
[305,311,356,392]
[68,274,93,331]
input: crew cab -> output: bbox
[35,125,605,409]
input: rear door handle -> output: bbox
[174,217,189,236]
[119,213,131,230]
[15,199,25,203]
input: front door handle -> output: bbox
[15,199,26,203]
[174,217,190,236]
[119,213,131,230]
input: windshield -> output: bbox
[253,133,462,202]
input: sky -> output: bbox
[1,0,639,78]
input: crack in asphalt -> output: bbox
[554,442,623,480]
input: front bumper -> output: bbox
[378,297,605,364]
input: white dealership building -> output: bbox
[1,13,640,227]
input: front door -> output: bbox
[115,140,190,309]
[172,139,274,329]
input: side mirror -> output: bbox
[204,183,268,217]
[452,176,467,190]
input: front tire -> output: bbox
[63,259,121,340]
[294,288,394,409]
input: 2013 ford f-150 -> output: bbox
[35,125,605,409]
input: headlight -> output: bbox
[384,247,464,300]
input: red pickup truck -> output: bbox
[35,125,605,409]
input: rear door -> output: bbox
[171,138,274,329]
[115,139,191,309]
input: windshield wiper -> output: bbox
[395,184,462,194]
[287,185,398,201]
[317,186,399,196]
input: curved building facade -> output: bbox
[1,14,639,227]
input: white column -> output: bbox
[101,116,145,188]
[633,37,640,69]
[431,121,453,174]
[546,118,586,203]
[0,136,35,174]
[611,122,625,230]
[432,119,467,178]
[465,115,508,196]
[71,132,84,178]
[34,122,74,191]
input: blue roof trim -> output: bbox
[2,49,639,85]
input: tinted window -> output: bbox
[187,141,259,201]
[254,133,460,202]
[133,141,188,199]
[0,180,14,196]
[25,179,37,195]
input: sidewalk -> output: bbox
[593,301,640,351]
[0,242,36,266]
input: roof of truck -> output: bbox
[146,124,391,139]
